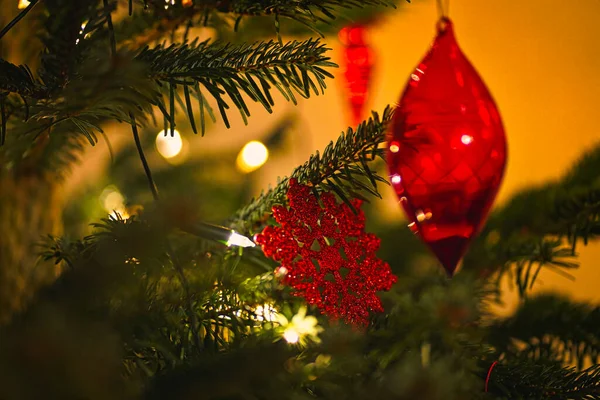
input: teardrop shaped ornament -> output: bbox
[387,18,507,276]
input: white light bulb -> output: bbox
[283,328,300,344]
[227,231,256,248]
[18,0,30,9]
[236,141,269,173]
[156,129,183,159]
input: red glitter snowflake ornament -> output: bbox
[255,179,397,326]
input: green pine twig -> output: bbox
[229,106,393,234]
[137,38,336,134]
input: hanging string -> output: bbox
[435,0,451,32]
[436,0,450,18]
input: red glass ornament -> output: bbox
[387,18,507,276]
[339,24,375,125]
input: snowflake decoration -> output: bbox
[255,179,397,326]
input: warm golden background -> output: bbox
[71,0,600,312]
[265,0,600,311]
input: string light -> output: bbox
[236,140,269,173]
[226,231,256,248]
[156,129,184,159]
[100,186,130,219]
[276,306,322,345]
[254,303,278,322]
[17,0,30,9]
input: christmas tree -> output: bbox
[1,1,599,399]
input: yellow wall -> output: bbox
[261,0,600,310]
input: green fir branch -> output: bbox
[486,361,600,399]
[489,294,600,370]
[141,0,397,38]
[137,38,335,134]
[229,106,393,234]
[492,236,579,298]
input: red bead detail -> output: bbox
[255,179,397,326]
[387,19,507,276]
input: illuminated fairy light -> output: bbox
[391,174,401,184]
[283,329,300,344]
[416,210,426,222]
[236,140,269,173]
[156,129,184,159]
[276,306,322,345]
[461,134,474,145]
[226,231,256,248]
[17,0,30,9]
[100,186,130,219]
[255,303,278,322]
[389,143,400,153]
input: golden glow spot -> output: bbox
[236,140,269,173]
[416,210,426,222]
[156,129,183,159]
[182,0,193,6]
[276,306,322,345]
[255,303,278,322]
[389,143,400,153]
[391,174,401,184]
[100,186,130,219]
[17,0,30,9]
[425,211,433,220]
[410,74,420,81]
[283,329,300,344]
[461,134,474,145]
[275,266,289,277]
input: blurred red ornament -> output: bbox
[339,24,374,125]
[387,18,507,276]
[255,179,397,326]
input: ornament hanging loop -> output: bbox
[436,0,450,18]
[435,0,451,33]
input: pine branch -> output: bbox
[486,361,600,399]
[140,0,397,38]
[0,59,48,99]
[488,236,578,298]
[39,0,103,90]
[489,294,600,370]
[229,107,393,234]
[137,38,336,133]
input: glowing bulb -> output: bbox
[389,143,400,153]
[283,328,300,344]
[17,0,30,9]
[391,174,401,184]
[227,231,256,248]
[255,303,278,322]
[156,129,183,159]
[461,134,473,145]
[100,186,130,219]
[416,210,426,222]
[236,141,269,173]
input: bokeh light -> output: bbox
[236,140,269,173]
[156,129,184,159]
